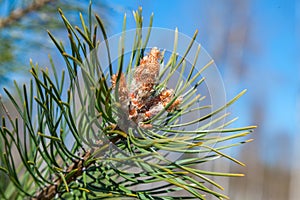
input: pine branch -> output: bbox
[33,150,91,200]
[0,0,55,28]
[0,5,255,200]
[33,134,124,200]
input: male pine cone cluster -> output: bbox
[112,47,182,128]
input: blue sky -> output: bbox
[104,0,299,165]
[0,0,298,166]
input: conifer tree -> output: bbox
[0,5,255,200]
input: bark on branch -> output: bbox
[0,0,55,28]
[32,135,123,200]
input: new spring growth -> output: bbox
[112,47,182,129]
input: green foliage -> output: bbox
[0,5,255,200]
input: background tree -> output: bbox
[0,0,108,85]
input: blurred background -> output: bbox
[0,0,299,199]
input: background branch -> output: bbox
[0,0,55,28]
